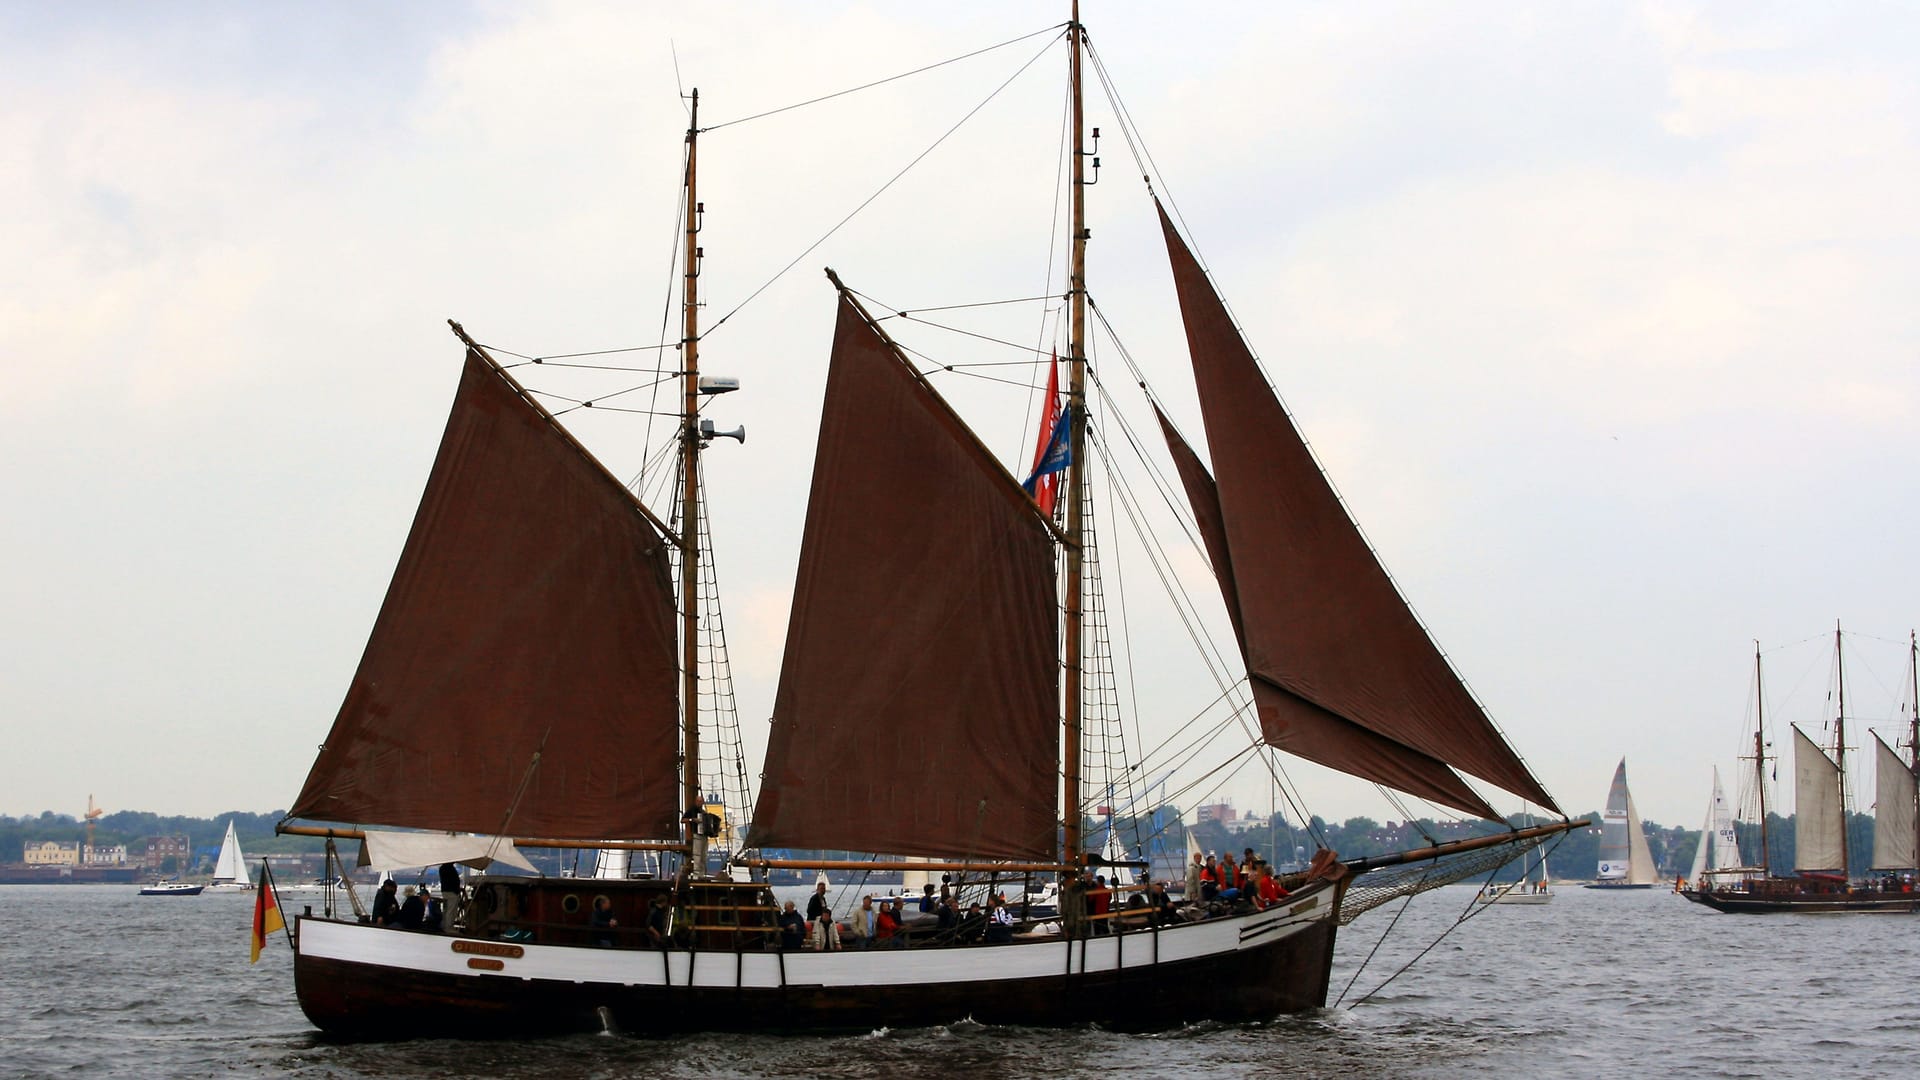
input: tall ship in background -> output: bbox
[1586,758,1659,889]
[272,4,1582,1038]
[1682,629,1920,913]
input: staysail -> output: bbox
[1871,733,1916,871]
[1153,202,1556,817]
[1687,767,1744,880]
[1792,726,1845,872]
[1623,790,1657,885]
[288,340,684,841]
[749,290,1061,862]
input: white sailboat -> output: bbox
[1588,758,1659,889]
[206,820,254,890]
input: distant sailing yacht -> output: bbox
[205,820,253,891]
[1586,758,1659,889]
[1681,629,1920,914]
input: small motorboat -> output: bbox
[140,881,205,896]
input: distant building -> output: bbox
[24,841,80,866]
[84,844,128,866]
[142,835,192,870]
[1196,803,1238,825]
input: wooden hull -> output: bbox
[1679,887,1920,914]
[291,882,1343,1039]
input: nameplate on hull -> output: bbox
[452,940,524,959]
[466,957,505,971]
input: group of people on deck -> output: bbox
[1184,848,1291,911]
[369,863,466,932]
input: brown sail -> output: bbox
[1156,202,1558,813]
[288,341,684,840]
[750,289,1061,861]
[1156,406,1500,819]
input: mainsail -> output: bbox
[749,291,1061,862]
[212,820,247,882]
[1153,202,1556,817]
[1792,725,1846,872]
[288,342,684,841]
[1596,758,1656,882]
[1871,733,1916,871]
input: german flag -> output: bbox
[250,860,286,963]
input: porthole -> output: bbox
[561,894,581,914]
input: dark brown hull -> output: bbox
[1680,887,1920,914]
[292,888,1342,1039]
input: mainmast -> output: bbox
[1751,641,1771,877]
[1909,630,1918,875]
[1060,1,1089,871]
[680,90,703,830]
[1834,622,1850,881]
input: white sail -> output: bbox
[1792,725,1846,872]
[592,849,630,879]
[1624,791,1658,885]
[1687,767,1745,881]
[1871,733,1917,870]
[212,821,247,883]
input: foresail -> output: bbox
[1154,202,1557,814]
[1872,733,1916,870]
[749,291,1061,862]
[289,342,683,841]
[1624,790,1657,885]
[1155,406,1497,820]
[1792,726,1845,872]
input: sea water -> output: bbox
[1,882,1913,1078]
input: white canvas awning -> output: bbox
[354,830,540,874]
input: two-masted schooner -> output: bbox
[274,7,1583,1038]
[1680,628,1920,914]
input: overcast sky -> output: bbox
[3,2,1916,836]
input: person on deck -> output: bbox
[397,885,424,930]
[1254,865,1289,909]
[1199,856,1222,903]
[845,896,871,949]
[1088,874,1112,935]
[918,883,937,914]
[874,899,901,948]
[1186,851,1204,904]
[371,879,400,926]
[421,887,441,929]
[806,880,830,922]
[809,910,842,951]
[438,863,462,931]
[644,895,670,947]
[985,895,1015,944]
[591,895,618,947]
[1147,880,1175,925]
[778,900,807,951]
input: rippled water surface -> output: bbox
[3,883,1913,1078]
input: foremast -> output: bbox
[1061,0,1090,874]
[680,90,704,831]
[1749,642,1771,877]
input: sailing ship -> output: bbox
[206,821,253,891]
[1585,758,1659,889]
[273,7,1582,1038]
[1681,630,1920,914]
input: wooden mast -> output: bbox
[1060,0,1088,873]
[1909,630,1918,875]
[1752,641,1771,878]
[680,90,703,836]
[1835,622,1849,880]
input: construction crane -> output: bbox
[83,794,103,863]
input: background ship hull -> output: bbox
[1680,889,1920,914]
[292,888,1341,1039]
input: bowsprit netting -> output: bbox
[1338,842,1529,926]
